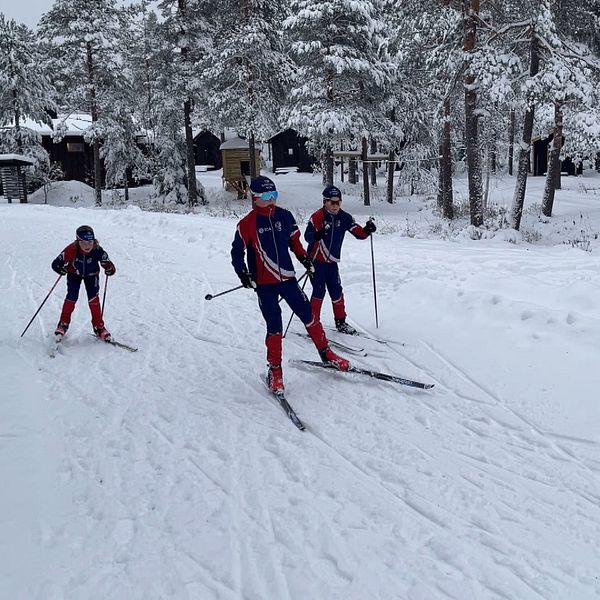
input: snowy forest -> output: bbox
[4,3,600,598]
[1,0,600,231]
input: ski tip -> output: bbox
[424,383,435,390]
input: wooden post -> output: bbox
[362,137,370,206]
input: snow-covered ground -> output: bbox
[2,171,600,599]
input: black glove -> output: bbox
[300,256,315,274]
[364,220,377,234]
[54,262,70,275]
[238,270,256,289]
[104,266,116,276]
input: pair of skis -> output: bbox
[49,334,137,358]
[265,360,434,431]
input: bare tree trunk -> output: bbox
[483,148,491,210]
[183,98,199,205]
[249,130,258,179]
[508,109,515,176]
[178,0,199,206]
[386,150,395,204]
[438,98,454,218]
[86,42,102,207]
[542,101,563,217]
[370,138,377,186]
[464,0,483,227]
[349,157,357,184]
[323,147,334,186]
[362,137,370,206]
[340,141,344,182]
[511,34,540,230]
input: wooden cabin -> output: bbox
[193,130,222,170]
[220,137,260,197]
[268,129,315,173]
[41,133,95,183]
[532,134,583,176]
[0,154,35,203]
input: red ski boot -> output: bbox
[267,364,285,392]
[319,346,350,371]
[54,322,69,337]
[94,326,112,341]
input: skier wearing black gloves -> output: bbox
[304,186,376,335]
[231,176,349,392]
[51,225,116,340]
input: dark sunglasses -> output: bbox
[325,198,341,205]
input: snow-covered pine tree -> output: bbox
[493,0,600,227]
[387,0,463,215]
[158,0,213,205]
[284,0,394,192]
[39,0,128,206]
[0,15,56,202]
[534,2,599,217]
[204,0,293,180]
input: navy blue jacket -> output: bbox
[305,208,369,263]
[231,204,308,284]
[52,242,115,278]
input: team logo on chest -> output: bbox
[274,221,282,232]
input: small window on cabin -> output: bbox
[240,161,251,176]
[66,143,85,153]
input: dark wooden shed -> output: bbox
[0,153,35,203]
[193,130,222,170]
[268,129,315,173]
[41,134,96,183]
[532,134,583,176]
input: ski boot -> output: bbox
[267,364,284,392]
[94,326,112,341]
[54,322,69,338]
[319,346,350,371]
[335,318,357,335]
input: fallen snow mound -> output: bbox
[29,180,96,207]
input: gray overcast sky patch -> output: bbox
[0,0,137,30]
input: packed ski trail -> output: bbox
[2,204,600,599]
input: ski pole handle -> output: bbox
[205,284,244,301]
[20,274,63,338]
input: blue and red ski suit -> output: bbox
[231,203,329,366]
[304,207,369,322]
[52,241,116,330]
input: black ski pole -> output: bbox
[283,272,310,337]
[20,274,63,337]
[101,273,108,316]
[205,284,244,301]
[369,223,379,328]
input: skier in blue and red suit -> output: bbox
[305,186,376,335]
[51,225,115,341]
[231,176,349,392]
